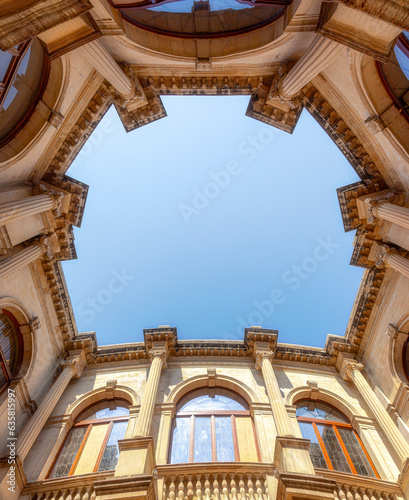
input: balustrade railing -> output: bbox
[318,470,404,500]
[21,471,113,500]
[157,463,274,500]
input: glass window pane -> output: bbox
[215,417,235,462]
[296,402,346,422]
[0,50,13,81]
[79,400,130,421]
[51,427,87,478]
[98,421,128,471]
[170,417,191,464]
[317,425,351,473]
[0,312,19,374]
[194,417,212,462]
[0,364,7,388]
[298,422,328,469]
[338,428,376,477]
[180,391,247,412]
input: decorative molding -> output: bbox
[0,0,93,51]
[339,357,364,381]
[303,86,384,182]
[60,355,83,378]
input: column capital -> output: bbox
[367,241,400,269]
[148,343,169,369]
[60,350,87,379]
[254,346,275,370]
[364,192,397,223]
[339,357,364,381]
[33,183,65,213]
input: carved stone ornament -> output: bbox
[118,66,148,113]
[375,244,402,269]
[149,347,168,369]
[60,356,83,378]
[255,348,274,370]
[267,67,301,110]
[365,192,397,224]
[340,359,364,381]
[33,182,65,218]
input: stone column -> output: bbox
[255,346,293,436]
[280,35,346,99]
[341,359,409,465]
[254,343,314,474]
[371,201,409,230]
[0,241,47,280]
[17,355,84,461]
[114,340,170,478]
[133,343,168,437]
[78,40,135,99]
[0,194,58,228]
[380,247,409,280]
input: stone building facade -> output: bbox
[1,0,409,499]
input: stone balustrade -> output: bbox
[20,471,113,500]
[319,470,404,500]
[158,464,273,500]
[22,464,405,500]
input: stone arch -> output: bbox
[286,385,361,422]
[0,52,65,165]
[167,372,258,408]
[66,383,139,422]
[388,315,409,387]
[0,296,36,385]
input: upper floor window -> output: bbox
[395,32,409,80]
[170,388,260,463]
[0,38,47,143]
[296,401,379,478]
[48,400,129,478]
[0,310,22,392]
[403,337,409,381]
[117,0,290,38]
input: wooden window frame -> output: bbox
[0,40,32,108]
[0,39,50,148]
[169,390,261,464]
[403,337,409,382]
[0,309,23,393]
[46,401,130,479]
[296,401,380,479]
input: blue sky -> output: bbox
[63,96,363,347]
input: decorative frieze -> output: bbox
[303,87,384,182]
[0,0,93,51]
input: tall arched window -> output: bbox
[0,38,48,144]
[170,388,260,463]
[403,337,409,382]
[0,310,23,392]
[48,399,129,478]
[296,401,379,478]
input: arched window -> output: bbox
[170,388,260,463]
[0,310,23,392]
[296,401,379,478]
[0,38,48,144]
[395,32,409,80]
[403,337,409,381]
[48,399,129,478]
